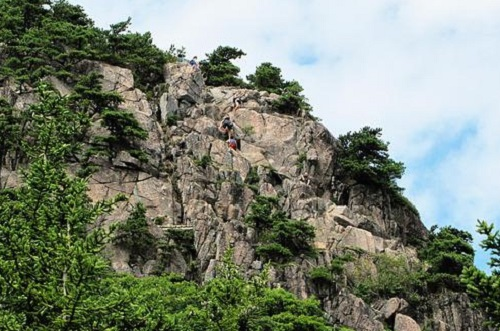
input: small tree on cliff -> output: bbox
[247,62,285,94]
[200,46,246,87]
[462,220,500,328]
[247,62,312,115]
[419,225,474,291]
[336,126,405,191]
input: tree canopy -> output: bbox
[247,62,285,94]
[336,126,405,191]
[247,62,312,115]
[200,45,247,87]
[0,0,173,94]
[419,225,474,291]
[462,221,500,328]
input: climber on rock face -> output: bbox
[227,136,238,150]
[219,115,235,137]
[232,94,243,111]
[189,56,199,71]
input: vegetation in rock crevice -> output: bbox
[112,202,156,264]
[245,195,317,263]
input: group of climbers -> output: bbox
[175,55,314,186]
[219,115,241,151]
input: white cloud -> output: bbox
[68,0,500,270]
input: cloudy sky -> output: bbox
[68,0,500,271]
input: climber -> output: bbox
[219,115,235,137]
[189,56,199,71]
[232,94,243,111]
[227,137,238,150]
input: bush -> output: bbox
[309,266,333,285]
[348,253,425,304]
[246,196,317,263]
[194,154,212,169]
[113,202,155,260]
[256,243,293,263]
[272,80,312,115]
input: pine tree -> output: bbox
[462,220,500,328]
[0,85,123,329]
[200,46,247,87]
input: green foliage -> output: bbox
[246,196,316,263]
[88,252,335,330]
[68,72,122,115]
[296,152,307,170]
[256,243,293,263]
[390,188,420,217]
[247,62,285,94]
[272,80,312,115]
[99,108,148,155]
[309,266,334,285]
[245,195,279,230]
[183,252,334,331]
[0,84,124,330]
[419,225,474,291]
[0,0,100,83]
[336,126,405,191]
[165,229,196,257]
[461,220,500,327]
[79,273,200,330]
[266,214,317,257]
[99,17,169,92]
[166,113,181,126]
[113,202,155,260]
[348,253,425,305]
[200,45,247,87]
[330,253,355,275]
[246,62,312,115]
[194,154,212,169]
[69,73,149,163]
[0,98,21,171]
[244,166,260,192]
[241,124,255,137]
[0,0,172,95]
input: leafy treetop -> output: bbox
[247,62,312,115]
[462,220,500,328]
[419,225,474,291]
[336,126,405,191]
[200,45,247,87]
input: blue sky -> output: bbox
[68,0,500,271]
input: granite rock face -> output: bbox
[0,62,492,331]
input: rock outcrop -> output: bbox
[0,62,492,331]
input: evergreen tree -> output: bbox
[419,225,474,291]
[336,126,405,191]
[272,80,312,115]
[462,220,500,328]
[0,98,21,174]
[247,62,285,94]
[0,84,124,329]
[200,46,246,87]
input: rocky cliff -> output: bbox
[0,62,491,331]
